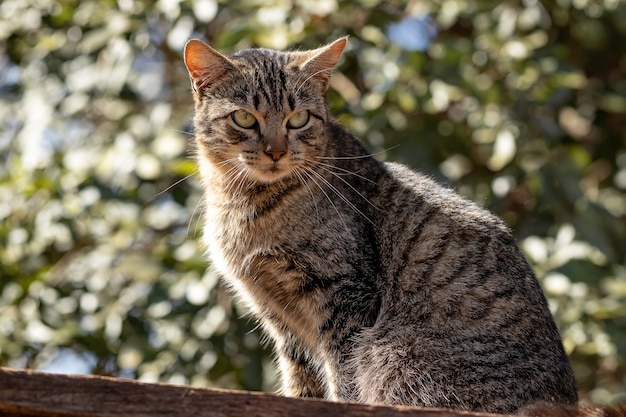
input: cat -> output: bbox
[182,36,578,414]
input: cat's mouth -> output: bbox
[268,164,281,173]
[239,154,297,184]
[258,162,295,182]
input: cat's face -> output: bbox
[184,38,347,185]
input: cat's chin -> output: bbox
[248,168,295,184]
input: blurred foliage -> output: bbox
[1,0,625,405]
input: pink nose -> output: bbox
[264,144,286,161]
[266,151,285,161]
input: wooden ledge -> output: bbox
[0,367,504,417]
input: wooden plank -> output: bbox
[0,367,503,417]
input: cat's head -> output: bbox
[184,38,347,185]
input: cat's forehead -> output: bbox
[230,48,298,72]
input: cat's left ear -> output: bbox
[184,39,236,92]
[300,37,348,91]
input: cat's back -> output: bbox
[374,161,515,281]
[356,161,578,412]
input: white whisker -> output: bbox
[155,172,197,197]
[313,164,380,212]
[305,166,375,227]
[221,164,244,195]
[234,168,256,198]
[216,158,238,167]
[314,145,400,160]
[300,167,348,232]
[173,129,194,137]
[294,168,321,223]
[295,67,333,97]
[187,197,204,238]
[308,159,376,185]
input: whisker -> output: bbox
[314,145,400,160]
[294,168,321,223]
[212,156,244,173]
[221,164,243,195]
[214,157,259,198]
[300,167,348,232]
[313,164,380,211]
[295,67,333,97]
[216,158,238,167]
[305,167,375,227]
[173,129,194,137]
[230,60,254,91]
[155,172,197,197]
[221,160,250,195]
[229,170,247,197]
[234,168,255,198]
[187,196,204,238]
[307,159,376,185]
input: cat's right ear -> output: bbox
[299,37,348,92]
[184,39,235,92]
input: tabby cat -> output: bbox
[183,37,578,414]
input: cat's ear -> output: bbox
[184,39,236,92]
[300,37,348,91]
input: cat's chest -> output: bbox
[202,193,362,280]
[202,197,299,274]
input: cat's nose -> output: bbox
[264,143,286,161]
[266,150,286,161]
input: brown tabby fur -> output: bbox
[183,37,578,414]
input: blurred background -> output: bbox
[1,0,625,405]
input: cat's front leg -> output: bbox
[274,334,325,398]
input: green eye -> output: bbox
[232,110,257,128]
[287,111,309,129]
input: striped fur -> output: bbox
[183,38,578,413]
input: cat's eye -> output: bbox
[287,111,310,129]
[232,110,257,129]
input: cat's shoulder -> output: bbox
[380,161,509,232]
[381,161,472,207]
[381,161,441,189]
